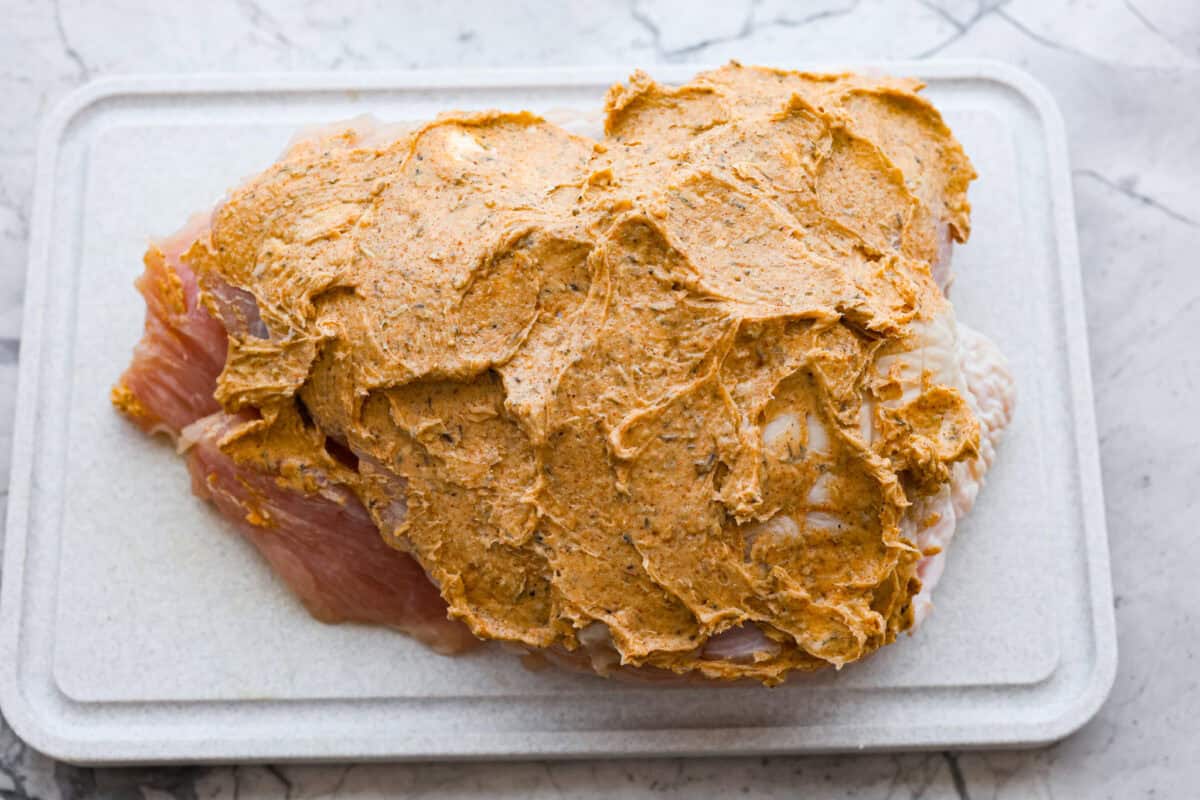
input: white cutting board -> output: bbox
[0,61,1116,763]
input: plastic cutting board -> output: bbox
[0,61,1116,763]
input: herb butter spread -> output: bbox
[183,63,980,684]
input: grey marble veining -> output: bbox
[1,0,1197,797]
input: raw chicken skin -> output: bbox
[908,323,1016,624]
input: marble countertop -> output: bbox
[2,0,1196,797]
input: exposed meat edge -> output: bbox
[181,411,476,654]
[114,221,476,655]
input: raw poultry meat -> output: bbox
[114,63,1015,683]
[114,218,477,654]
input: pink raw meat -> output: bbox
[117,215,226,436]
[181,412,475,653]
[117,220,476,654]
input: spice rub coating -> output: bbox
[178,63,980,684]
